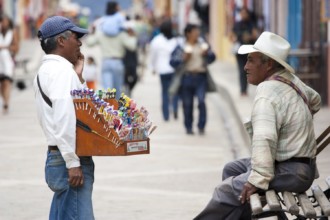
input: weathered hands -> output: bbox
[239,182,258,204]
[68,167,84,187]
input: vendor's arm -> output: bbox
[74,52,85,84]
[49,69,81,169]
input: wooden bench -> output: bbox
[250,126,330,220]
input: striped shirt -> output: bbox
[246,69,321,190]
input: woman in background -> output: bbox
[149,19,179,121]
[180,24,215,135]
[0,14,15,114]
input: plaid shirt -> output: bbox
[246,69,321,190]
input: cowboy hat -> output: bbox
[238,31,295,73]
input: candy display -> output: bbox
[72,88,155,156]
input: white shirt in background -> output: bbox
[0,30,14,77]
[82,63,97,82]
[149,33,177,75]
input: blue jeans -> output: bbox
[102,58,124,99]
[160,73,179,121]
[45,151,95,220]
[181,73,207,131]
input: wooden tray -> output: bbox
[74,99,150,156]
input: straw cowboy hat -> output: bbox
[238,31,295,73]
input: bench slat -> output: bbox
[250,193,263,215]
[265,190,281,210]
[282,191,299,215]
[311,185,330,216]
[297,193,316,218]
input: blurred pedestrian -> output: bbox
[34,16,95,219]
[134,15,151,75]
[86,1,137,99]
[149,19,179,121]
[83,56,97,90]
[193,0,210,39]
[179,24,215,135]
[123,18,138,96]
[230,7,259,96]
[194,31,321,220]
[0,14,15,114]
[100,1,125,37]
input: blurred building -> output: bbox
[1,0,329,106]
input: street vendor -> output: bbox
[33,16,95,219]
[194,31,321,219]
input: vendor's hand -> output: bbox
[239,182,258,204]
[74,52,85,83]
[68,167,84,187]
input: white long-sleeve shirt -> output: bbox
[33,55,86,168]
[149,34,177,74]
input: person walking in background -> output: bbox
[123,17,138,97]
[230,7,259,96]
[100,1,125,37]
[86,1,137,99]
[34,16,95,219]
[179,24,215,135]
[82,56,97,90]
[134,14,152,76]
[149,19,179,121]
[0,14,15,114]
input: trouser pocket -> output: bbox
[45,151,69,193]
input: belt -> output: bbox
[276,157,314,165]
[48,145,59,151]
[185,71,207,75]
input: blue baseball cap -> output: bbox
[38,16,88,41]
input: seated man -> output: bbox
[194,31,321,220]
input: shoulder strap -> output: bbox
[37,75,52,108]
[269,75,314,114]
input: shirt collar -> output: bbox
[42,54,73,68]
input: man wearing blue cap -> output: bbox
[33,16,94,219]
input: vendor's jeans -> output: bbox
[45,151,95,220]
[102,58,124,99]
[181,73,207,132]
[160,73,179,121]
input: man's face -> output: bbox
[244,52,269,85]
[61,32,82,64]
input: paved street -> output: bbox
[0,39,329,220]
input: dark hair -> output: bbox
[184,23,199,37]
[159,20,173,39]
[106,1,118,15]
[0,14,14,29]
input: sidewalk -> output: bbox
[0,39,329,219]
